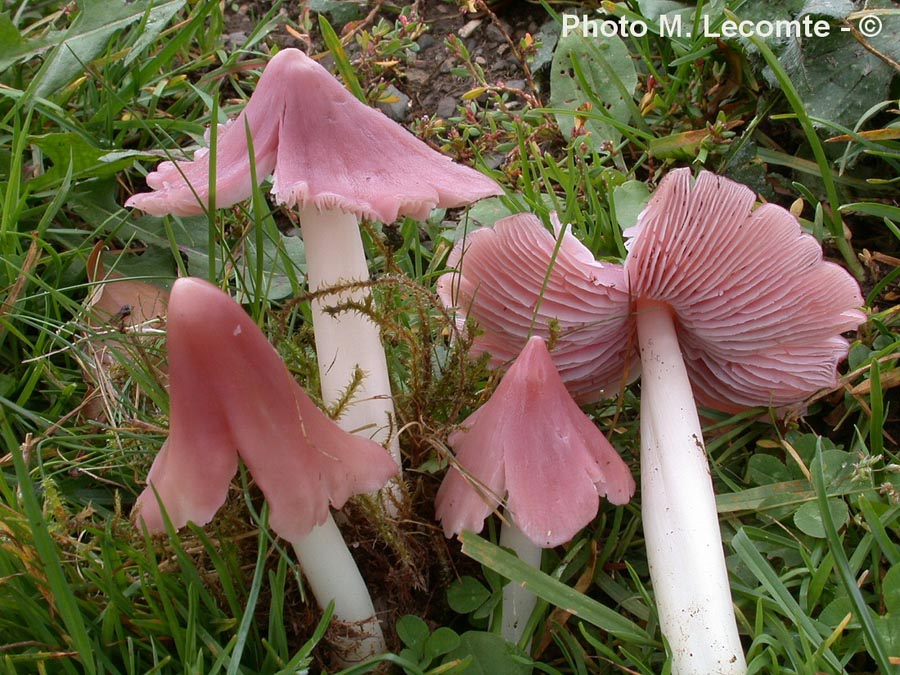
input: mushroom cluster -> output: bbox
[437,169,865,674]
[127,48,501,509]
[121,44,865,674]
[123,48,499,663]
[437,213,637,643]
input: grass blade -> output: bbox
[732,528,843,672]
[812,440,893,673]
[459,531,654,646]
[10,442,97,675]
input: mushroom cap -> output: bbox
[126,48,501,221]
[133,277,397,540]
[624,169,866,411]
[437,213,636,404]
[435,336,635,548]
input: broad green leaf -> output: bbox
[116,213,213,280]
[442,631,531,675]
[94,246,177,288]
[0,372,16,397]
[531,20,560,72]
[26,0,184,102]
[784,28,894,130]
[818,593,855,627]
[872,615,900,657]
[308,0,361,24]
[716,479,871,514]
[730,0,807,27]
[447,575,492,614]
[756,0,900,129]
[29,133,137,191]
[0,12,56,71]
[396,614,430,651]
[793,498,850,538]
[236,225,305,302]
[549,19,637,150]
[464,197,517,230]
[884,564,900,615]
[784,432,844,481]
[612,179,649,231]
[423,627,461,663]
[636,0,693,21]
[748,453,791,486]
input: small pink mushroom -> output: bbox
[436,335,634,545]
[134,276,397,661]
[436,335,634,641]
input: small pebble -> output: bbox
[436,95,458,118]
[484,153,505,170]
[458,19,482,39]
[485,24,506,42]
[376,85,411,122]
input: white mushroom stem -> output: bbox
[498,518,541,646]
[636,299,746,675]
[298,205,403,508]
[291,515,385,662]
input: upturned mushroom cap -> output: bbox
[133,277,398,540]
[125,48,501,221]
[624,168,866,411]
[437,213,635,404]
[435,336,635,548]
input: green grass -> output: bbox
[1,0,899,673]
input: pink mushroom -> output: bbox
[437,212,636,404]
[436,336,635,642]
[436,212,636,643]
[125,49,502,499]
[625,169,866,675]
[134,277,398,661]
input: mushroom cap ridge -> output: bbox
[624,168,866,412]
[437,213,636,404]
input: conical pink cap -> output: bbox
[437,213,635,403]
[624,169,865,411]
[133,277,398,540]
[435,336,635,548]
[125,49,501,221]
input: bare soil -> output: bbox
[224,0,551,120]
